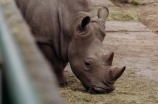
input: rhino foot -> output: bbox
[58,75,68,87]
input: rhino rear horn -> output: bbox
[81,16,90,29]
[105,52,114,66]
[98,6,109,22]
[109,66,126,80]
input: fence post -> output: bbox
[0,0,64,104]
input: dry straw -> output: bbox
[107,10,141,21]
[60,68,158,104]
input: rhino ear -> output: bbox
[98,7,109,23]
[81,16,90,29]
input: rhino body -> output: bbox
[15,0,125,94]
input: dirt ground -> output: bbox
[108,0,158,34]
[104,0,158,81]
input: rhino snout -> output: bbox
[88,84,115,94]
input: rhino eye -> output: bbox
[85,62,90,67]
[84,59,93,69]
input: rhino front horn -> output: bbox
[109,66,126,80]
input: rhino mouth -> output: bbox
[88,85,114,94]
[82,81,115,94]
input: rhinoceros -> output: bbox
[15,0,126,94]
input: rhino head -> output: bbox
[68,7,125,94]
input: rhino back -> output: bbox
[15,0,95,61]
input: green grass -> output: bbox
[110,0,141,5]
[130,0,142,5]
[117,0,129,3]
[60,68,158,104]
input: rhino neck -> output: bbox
[54,0,96,62]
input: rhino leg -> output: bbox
[37,43,68,87]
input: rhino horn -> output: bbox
[105,52,114,66]
[109,66,126,80]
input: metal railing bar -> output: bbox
[0,6,42,104]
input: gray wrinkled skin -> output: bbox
[15,0,125,94]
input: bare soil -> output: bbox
[108,1,158,34]
[106,0,158,81]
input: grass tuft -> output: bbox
[130,0,141,5]
[95,8,141,21]
[107,10,141,21]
